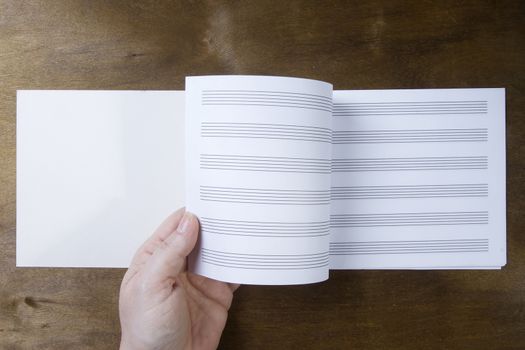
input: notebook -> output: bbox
[16,75,506,285]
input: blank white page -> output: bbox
[330,88,506,269]
[186,76,333,285]
[17,91,185,267]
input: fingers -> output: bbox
[188,274,240,294]
[187,274,239,309]
[228,283,241,292]
[129,208,186,268]
[142,211,200,288]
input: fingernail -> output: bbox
[177,212,192,235]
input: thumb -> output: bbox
[143,211,199,287]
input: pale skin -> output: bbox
[119,208,239,350]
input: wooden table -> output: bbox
[1,1,524,348]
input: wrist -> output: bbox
[120,336,148,350]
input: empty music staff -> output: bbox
[331,184,489,200]
[200,186,331,205]
[202,90,333,113]
[330,211,489,228]
[333,100,488,117]
[332,128,488,144]
[331,156,488,172]
[201,122,332,143]
[200,217,330,237]
[329,239,489,255]
[201,248,330,270]
[200,154,331,174]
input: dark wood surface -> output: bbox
[1,1,524,349]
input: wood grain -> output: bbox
[1,1,524,349]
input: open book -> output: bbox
[16,76,506,285]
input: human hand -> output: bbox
[119,208,239,350]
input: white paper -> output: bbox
[17,84,506,280]
[185,76,333,285]
[329,88,506,269]
[16,90,186,267]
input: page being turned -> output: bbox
[186,76,333,285]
